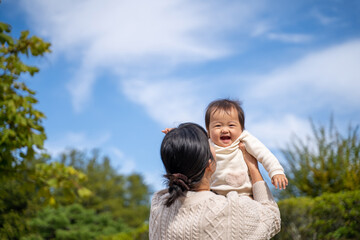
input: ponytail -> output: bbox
[164,173,190,207]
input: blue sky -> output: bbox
[1,0,360,192]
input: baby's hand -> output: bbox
[161,128,174,134]
[272,174,288,190]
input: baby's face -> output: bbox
[208,108,243,147]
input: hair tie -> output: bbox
[165,173,190,191]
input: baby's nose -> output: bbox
[221,127,229,133]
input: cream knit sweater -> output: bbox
[210,130,285,196]
[149,181,281,240]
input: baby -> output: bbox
[205,99,287,196]
[163,98,288,196]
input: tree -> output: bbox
[59,149,151,228]
[0,22,90,239]
[280,118,360,199]
[0,21,149,239]
[0,22,49,174]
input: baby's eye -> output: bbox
[214,124,221,128]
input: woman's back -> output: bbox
[150,181,280,240]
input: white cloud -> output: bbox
[251,22,272,37]
[108,147,137,174]
[20,0,229,112]
[120,159,136,174]
[311,9,338,25]
[23,0,226,59]
[247,114,311,149]
[45,131,111,156]
[46,133,138,174]
[247,40,360,110]
[121,79,205,127]
[110,147,125,160]
[20,0,271,112]
[66,67,96,113]
[267,33,312,43]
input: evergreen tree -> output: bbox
[24,204,129,240]
[59,149,151,228]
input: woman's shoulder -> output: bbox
[153,189,168,197]
[151,189,256,209]
[183,190,224,206]
[151,189,169,207]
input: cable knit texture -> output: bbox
[149,181,281,240]
[210,130,285,195]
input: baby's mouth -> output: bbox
[220,136,231,141]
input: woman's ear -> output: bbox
[208,159,216,173]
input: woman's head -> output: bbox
[160,122,215,206]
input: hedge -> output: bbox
[274,190,360,240]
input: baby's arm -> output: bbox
[240,131,288,190]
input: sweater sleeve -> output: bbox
[253,181,281,239]
[149,190,168,240]
[241,130,285,179]
[228,181,281,239]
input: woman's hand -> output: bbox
[239,142,264,184]
[238,142,258,170]
[162,128,174,134]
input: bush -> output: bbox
[23,204,129,240]
[99,223,149,240]
[275,190,360,240]
[280,119,360,199]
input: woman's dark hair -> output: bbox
[160,122,214,207]
[205,98,245,131]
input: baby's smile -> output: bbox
[220,135,232,145]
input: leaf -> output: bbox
[78,187,92,198]
[0,22,11,32]
[49,196,56,206]
[0,32,14,45]
[46,178,58,187]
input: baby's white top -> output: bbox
[210,130,285,195]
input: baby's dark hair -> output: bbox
[160,122,214,207]
[205,98,245,131]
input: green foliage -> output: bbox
[0,21,150,239]
[34,161,92,206]
[59,149,151,228]
[23,204,129,240]
[275,197,314,239]
[0,21,51,239]
[275,190,360,240]
[0,157,92,239]
[100,223,149,240]
[0,22,90,239]
[280,118,360,198]
[311,191,360,239]
[0,22,50,173]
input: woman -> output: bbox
[149,123,281,240]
